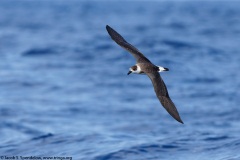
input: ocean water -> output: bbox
[0,1,240,159]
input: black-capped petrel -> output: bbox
[106,25,183,124]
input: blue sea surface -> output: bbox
[0,1,240,159]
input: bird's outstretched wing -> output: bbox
[106,25,151,63]
[146,72,184,124]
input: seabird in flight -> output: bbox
[106,25,183,124]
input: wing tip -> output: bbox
[106,25,111,32]
[159,96,184,124]
[177,118,184,124]
[171,111,184,124]
[172,112,184,124]
[106,25,115,39]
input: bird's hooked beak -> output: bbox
[127,71,132,75]
[164,67,169,71]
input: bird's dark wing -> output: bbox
[146,72,184,124]
[106,25,151,63]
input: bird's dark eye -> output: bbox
[132,66,137,71]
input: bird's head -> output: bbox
[127,65,140,75]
